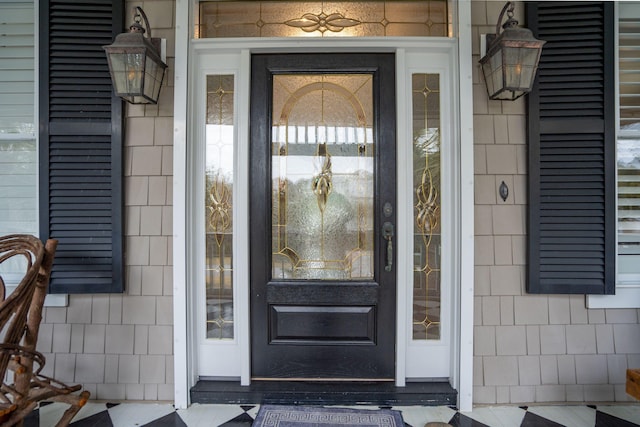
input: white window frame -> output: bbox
[588,2,640,309]
[0,1,66,306]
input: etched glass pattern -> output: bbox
[205,75,234,339]
[197,1,449,38]
[272,74,374,280]
[412,74,441,340]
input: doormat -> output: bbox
[253,405,405,427]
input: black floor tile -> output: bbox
[143,412,189,427]
[70,410,114,427]
[448,412,491,427]
[218,412,255,426]
[596,410,640,427]
[23,410,39,427]
[520,411,564,427]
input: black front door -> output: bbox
[250,53,396,380]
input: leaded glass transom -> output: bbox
[196,1,450,38]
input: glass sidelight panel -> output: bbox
[412,73,441,340]
[271,74,374,280]
[205,75,234,339]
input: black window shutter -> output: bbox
[527,2,616,294]
[39,0,125,293]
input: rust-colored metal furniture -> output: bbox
[0,235,89,426]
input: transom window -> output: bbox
[195,1,451,38]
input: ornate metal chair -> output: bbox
[0,235,90,426]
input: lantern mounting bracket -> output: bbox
[130,7,164,59]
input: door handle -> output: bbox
[382,222,394,272]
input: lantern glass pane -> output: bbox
[503,47,538,90]
[481,60,495,96]
[141,56,166,103]
[490,50,503,95]
[144,57,158,100]
[109,52,145,95]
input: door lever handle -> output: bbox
[382,222,394,272]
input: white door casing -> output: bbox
[189,39,456,380]
[174,26,475,413]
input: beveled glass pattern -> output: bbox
[412,73,441,341]
[272,74,374,280]
[197,1,449,38]
[205,75,234,339]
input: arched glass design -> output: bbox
[271,74,374,280]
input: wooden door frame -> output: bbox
[174,33,475,412]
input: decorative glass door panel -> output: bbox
[205,75,235,339]
[250,53,396,379]
[412,73,442,341]
[271,74,374,281]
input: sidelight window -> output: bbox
[411,73,441,341]
[205,75,235,339]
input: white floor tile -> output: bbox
[177,403,245,427]
[107,403,175,427]
[528,405,596,427]
[598,405,640,424]
[40,402,107,426]
[70,402,109,422]
[38,402,70,427]
[395,405,457,426]
[462,406,527,427]
[246,405,261,419]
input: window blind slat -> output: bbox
[0,2,37,250]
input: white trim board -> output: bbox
[173,7,474,411]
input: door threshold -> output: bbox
[251,377,395,382]
[190,380,457,407]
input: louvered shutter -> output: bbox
[527,2,616,294]
[39,0,124,293]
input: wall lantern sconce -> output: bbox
[103,7,167,104]
[479,2,545,101]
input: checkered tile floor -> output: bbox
[23,402,640,426]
